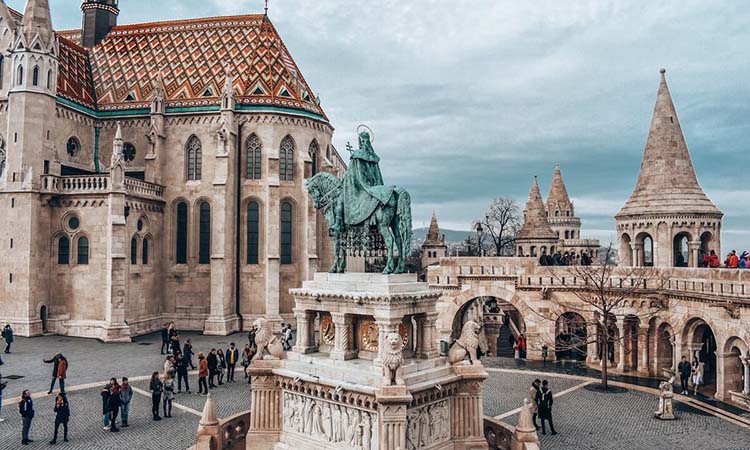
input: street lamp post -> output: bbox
[475,222,484,257]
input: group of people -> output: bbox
[512,334,528,359]
[100,377,134,431]
[12,388,71,445]
[529,379,558,435]
[677,356,705,396]
[700,249,750,268]
[539,250,593,267]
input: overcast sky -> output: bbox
[12,0,749,252]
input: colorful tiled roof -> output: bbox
[57,36,97,109]
[87,14,325,117]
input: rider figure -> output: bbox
[342,131,392,226]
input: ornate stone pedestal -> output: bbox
[245,273,489,450]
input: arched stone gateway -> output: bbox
[682,317,719,395]
[555,312,587,361]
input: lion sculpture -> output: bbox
[382,332,404,386]
[448,320,481,365]
[252,318,285,361]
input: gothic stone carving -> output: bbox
[252,318,285,360]
[282,391,377,450]
[448,320,481,365]
[382,332,404,386]
[406,399,450,450]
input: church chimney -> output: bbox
[81,0,119,48]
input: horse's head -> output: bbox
[305,172,341,210]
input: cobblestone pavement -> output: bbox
[483,371,585,418]
[494,372,750,450]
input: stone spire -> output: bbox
[546,163,574,216]
[617,69,722,218]
[0,0,16,32]
[517,177,558,240]
[21,0,53,44]
[424,211,443,245]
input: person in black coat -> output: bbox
[100,384,112,430]
[19,389,34,445]
[108,379,122,432]
[160,324,169,355]
[149,372,163,421]
[207,349,218,388]
[2,324,13,354]
[50,393,70,444]
[535,380,557,435]
[175,354,190,393]
[183,339,195,369]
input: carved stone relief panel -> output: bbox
[405,399,450,450]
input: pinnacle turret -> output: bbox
[21,0,53,44]
[518,177,558,241]
[546,163,573,217]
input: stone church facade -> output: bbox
[0,0,345,341]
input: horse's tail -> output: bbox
[395,188,413,256]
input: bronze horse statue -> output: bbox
[305,172,412,274]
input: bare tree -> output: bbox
[475,197,521,256]
[530,243,669,389]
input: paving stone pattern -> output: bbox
[483,372,584,417]
[502,384,750,450]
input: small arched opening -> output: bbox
[555,312,587,361]
[673,232,690,267]
[40,305,48,333]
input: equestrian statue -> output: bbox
[305,127,412,274]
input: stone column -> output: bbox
[374,317,402,367]
[246,362,282,450]
[330,312,356,360]
[687,343,703,363]
[632,243,643,267]
[451,366,489,449]
[741,351,750,395]
[638,325,649,373]
[376,393,410,450]
[688,240,701,268]
[415,312,440,359]
[586,321,600,364]
[292,309,317,354]
[617,318,627,371]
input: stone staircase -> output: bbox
[496,324,515,358]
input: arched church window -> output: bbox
[555,210,559,217]
[279,135,294,181]
[280,201,293,264]
[66,137,80,157]
[0,136,5,177]
[32,66,39,86]
[246,134,262,180]
[198,202,211,264]
[16,65,23,86]
[58,236,70,264]
[186,136,202,181]
[142,238,149,265]
[47,69,53,89]
[309,140,318,177]
[123,143,136,162]
[247,201,260,264]
[130,236,138,265]
[77,237,89,265]
[0,56,4,86]
[565,230,569,239]
[175,202,188,264]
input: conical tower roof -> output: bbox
[617,69,722,218]
[21,0,53,44]
[546,163,574,215]
[424,212,443,245]
[518,177,558,240]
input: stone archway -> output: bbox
[555,312,587,361]
[40,305,48,334]
[682,318,718,395]
[721,336,749,400]
[673,232,690,267]
[654,321,675,375]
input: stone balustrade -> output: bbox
[428,257,750,304]
[39,174,165,202]
[193,411,250,450]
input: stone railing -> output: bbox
[484,416,514,449]
[41,174,109,194]
[39,174,165,202]
[124,177,165,201]
[483,401,541,450]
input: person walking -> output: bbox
[171,333,181,356]
[678,356,692,395]
[44,352,68,394]
[183,338,195,370]
[197,352,209,395]
[19,389,35,445]
[241,344,253,382]
[100,383,111,430]
[175,353,190,393]
[207,349,218,388]
[162,372,175,418]
[164,355,176,380]
[518,334,527,359]
[150,372,163,420]
[2,324,12,354]
[120,377,132,427]
[536,380,557,435]
[692,359,705,396]
[217,349,226,385]
[226,343,239,383]
[49,392,70,444]
[108,378,121,432]
[0,373,6,422]
[160,323,169,355]
[529,379,541,430]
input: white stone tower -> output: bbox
[516,176,558,258]
[616,69,723,267]
[421,211,448,269]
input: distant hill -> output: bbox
[413,227,473,245]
